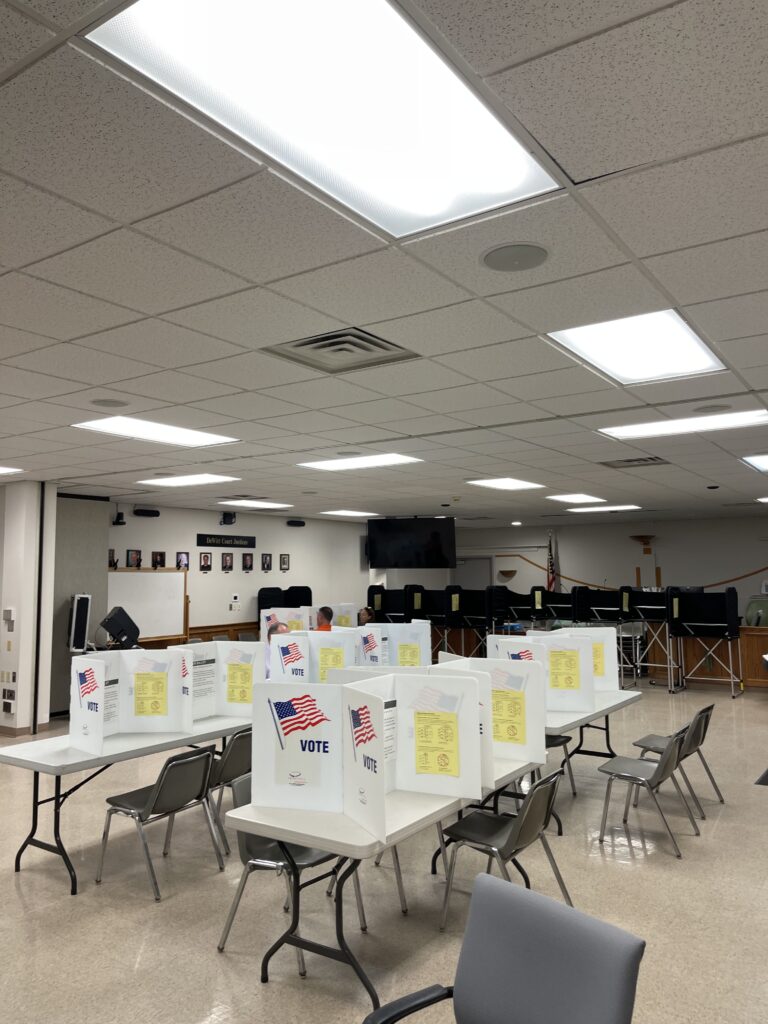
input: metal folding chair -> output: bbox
[208,726,252,854]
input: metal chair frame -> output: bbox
[208,726,252,855]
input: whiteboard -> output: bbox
[107,570,186,640]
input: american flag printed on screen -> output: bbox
[362,633,377,654]
[78,668,98,698]
[181,658,189,678]
[279,642,303,669]
[274,695,329,737]
[351,705,376,747]
[410,686,459,712]
[266,612,278,627]
[137,657,167,672]
[508,649,534,661]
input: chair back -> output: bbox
[211,727,252,788]
[211,633,230,642]
[648,730,686,787]
[238,631,257,642]
[231,772,275,866]
[453,874,645,1024]
[500,771,561,858]
[681,704,714,758]
[143,746,214,819]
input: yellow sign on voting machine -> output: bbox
[491,688,526,744]
[414,710,459,776]
[549,649,580,690]
[592,642,605,677]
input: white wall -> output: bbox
[456,517,768,613]
[109,506,369,627]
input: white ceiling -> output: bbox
[0,0,767,529]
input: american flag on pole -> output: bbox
[274,695,329,737]
[508,648,534,661]
[362,633,377,654]
[279,642,303,669]
[547,533,560,592]
[410,686,459,712]
[78,668,98,698]
[350,705,376,747]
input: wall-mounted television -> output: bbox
[367,517,456,569]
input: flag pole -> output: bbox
[267,698,285,750]
[348,705,357,762]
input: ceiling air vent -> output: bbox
[264,328,417,374]
[598,456,671,469]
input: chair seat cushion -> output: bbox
[546,734,572,749]
[444,810,512,848]
[244,835,335,870]
[598,757,657,781]
[632,733,668,754]
[107,785,153,813]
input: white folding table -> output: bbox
[546,690,642,762]
[0,715,250,895]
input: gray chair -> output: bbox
[238,631,258,642]
[632,703,723,818]
[211,633,230,642]
[95,745,223,901]
[546,733,577,796]
[218,774,367,976]
[598,731,697,859]
[185,637,203,644]
[208,726,252,854]
[363,873,645,1024]
[440,771,571,930]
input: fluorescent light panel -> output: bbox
[568,505,641,513]
[299,453,422,471]
[0,467,23,475]
[137,474,240,487]
[321,510,379,517]
[601,409,768,440]
[74,416,238,447]
[756,497,768,503]
[467,477,543,491]
[744,455,768,471]
[549,310,724,384]
[546,493,604,503]
[87,0,556,237]
[218,499,293,509]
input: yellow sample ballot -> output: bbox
[336,614,351,627]
[592,643,605,677]
[414,711,459,776]
[549,650,580,690]
[287,619,303,632]
[319,646,344,682]
[226,662,253,704]
[492,689,526,744]
[134,672,168,716]
[451,593,460,612]
[398,642,420,666]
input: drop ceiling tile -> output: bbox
[4,342,156,385]
[451,402,548,426]
[405,196,624,295]
[0,323,56,359]
[259,433,337,452]
[436,336,574,380]
[0,3,52,74]
[380,414,470,435]
[341,360,471,396]
[259,378,380,410]
[532,389,646,416]
[118,370,242,403]
[716,335,768,370]
[198,419,290,442]
[581,136,768,255]
[0,365,85,399]
[0,272,135,340]
[329,398,425,425]
[491,264,668,332]
[626,370,747,404]
[494,366,608,400]
[415,0,668,74]
[402,384,507,413]
[190,393,306,421]
[0,46,257,221]
[488,0,768,180]
[27,230,244,315]
[644,232,768,307]
[44,387,168,415]
[684,291,768,343]
[138,171,384,282]
[20,1,111,25]
[166,286,344,348]
[183,351,321,389]
[75,319,246,369]
[271,249,469,322]
[366,300,528,357]
[319,425,404,443]
[734,365,768,389]
[259,410,357,433]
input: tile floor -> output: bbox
[1,682,767,1024]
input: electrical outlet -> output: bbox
[11,671,16,683]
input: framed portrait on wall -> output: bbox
[222,552,233,572]
[176,551,189,570]
[279,553,290,572]
[261,553,272,572]
[200,552,212,572]
[242,553,253,572]
[126,549,141,568]
[151,551,166,569]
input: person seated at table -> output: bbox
[315,606,333,631]
[265,621,290,678]
[358,606,375,625]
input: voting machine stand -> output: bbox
[529,587,574,626]
[668,587,743,698]
[573,586,637,689]
[443,587,487,657]
[622,587,682,694]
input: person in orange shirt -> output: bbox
[315,606,333,631]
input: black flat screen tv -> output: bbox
[367,518,456,569]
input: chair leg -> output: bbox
[326,857,343,897]
[162,813,175,857]
[95,807,116,884]
[216,785,224,814]
[633,781,640,808]
[391,846,408,915]
[485,853,494,874]
[598,776,614,843]
[670,775,700,836]
[493,850,512,882]
[374,852,383,867]
[511,858,530,888]
[540,833,573,907]
[202,798,226,871]
[218,863,253,951]
[645,782,682,858]
[134,817,162,901]
[439,843,461,931]
[697,750,725,803]
[283,869,306,977]
[678,762,706,819]
[623,784,633,824]
[352,866,367,932]
[208,793,231,855]
[563,741,577,796]
[436,822,449,876]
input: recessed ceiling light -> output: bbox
[546,493,605,504]
[87,0,556,237]
[600,409,768,440]
[568,505,641,513]
[548,310,723,384]
[136,474,241,487]
[511,520,522,526]
[218,499,293,509]
[481,243,549,272]
[90,398,130,408]
[299,453,422,471]
[321,510,379,517]
[74,416,239,447]
[467,477,544,491]
[744,455,768,472]
[0,467,23,476]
